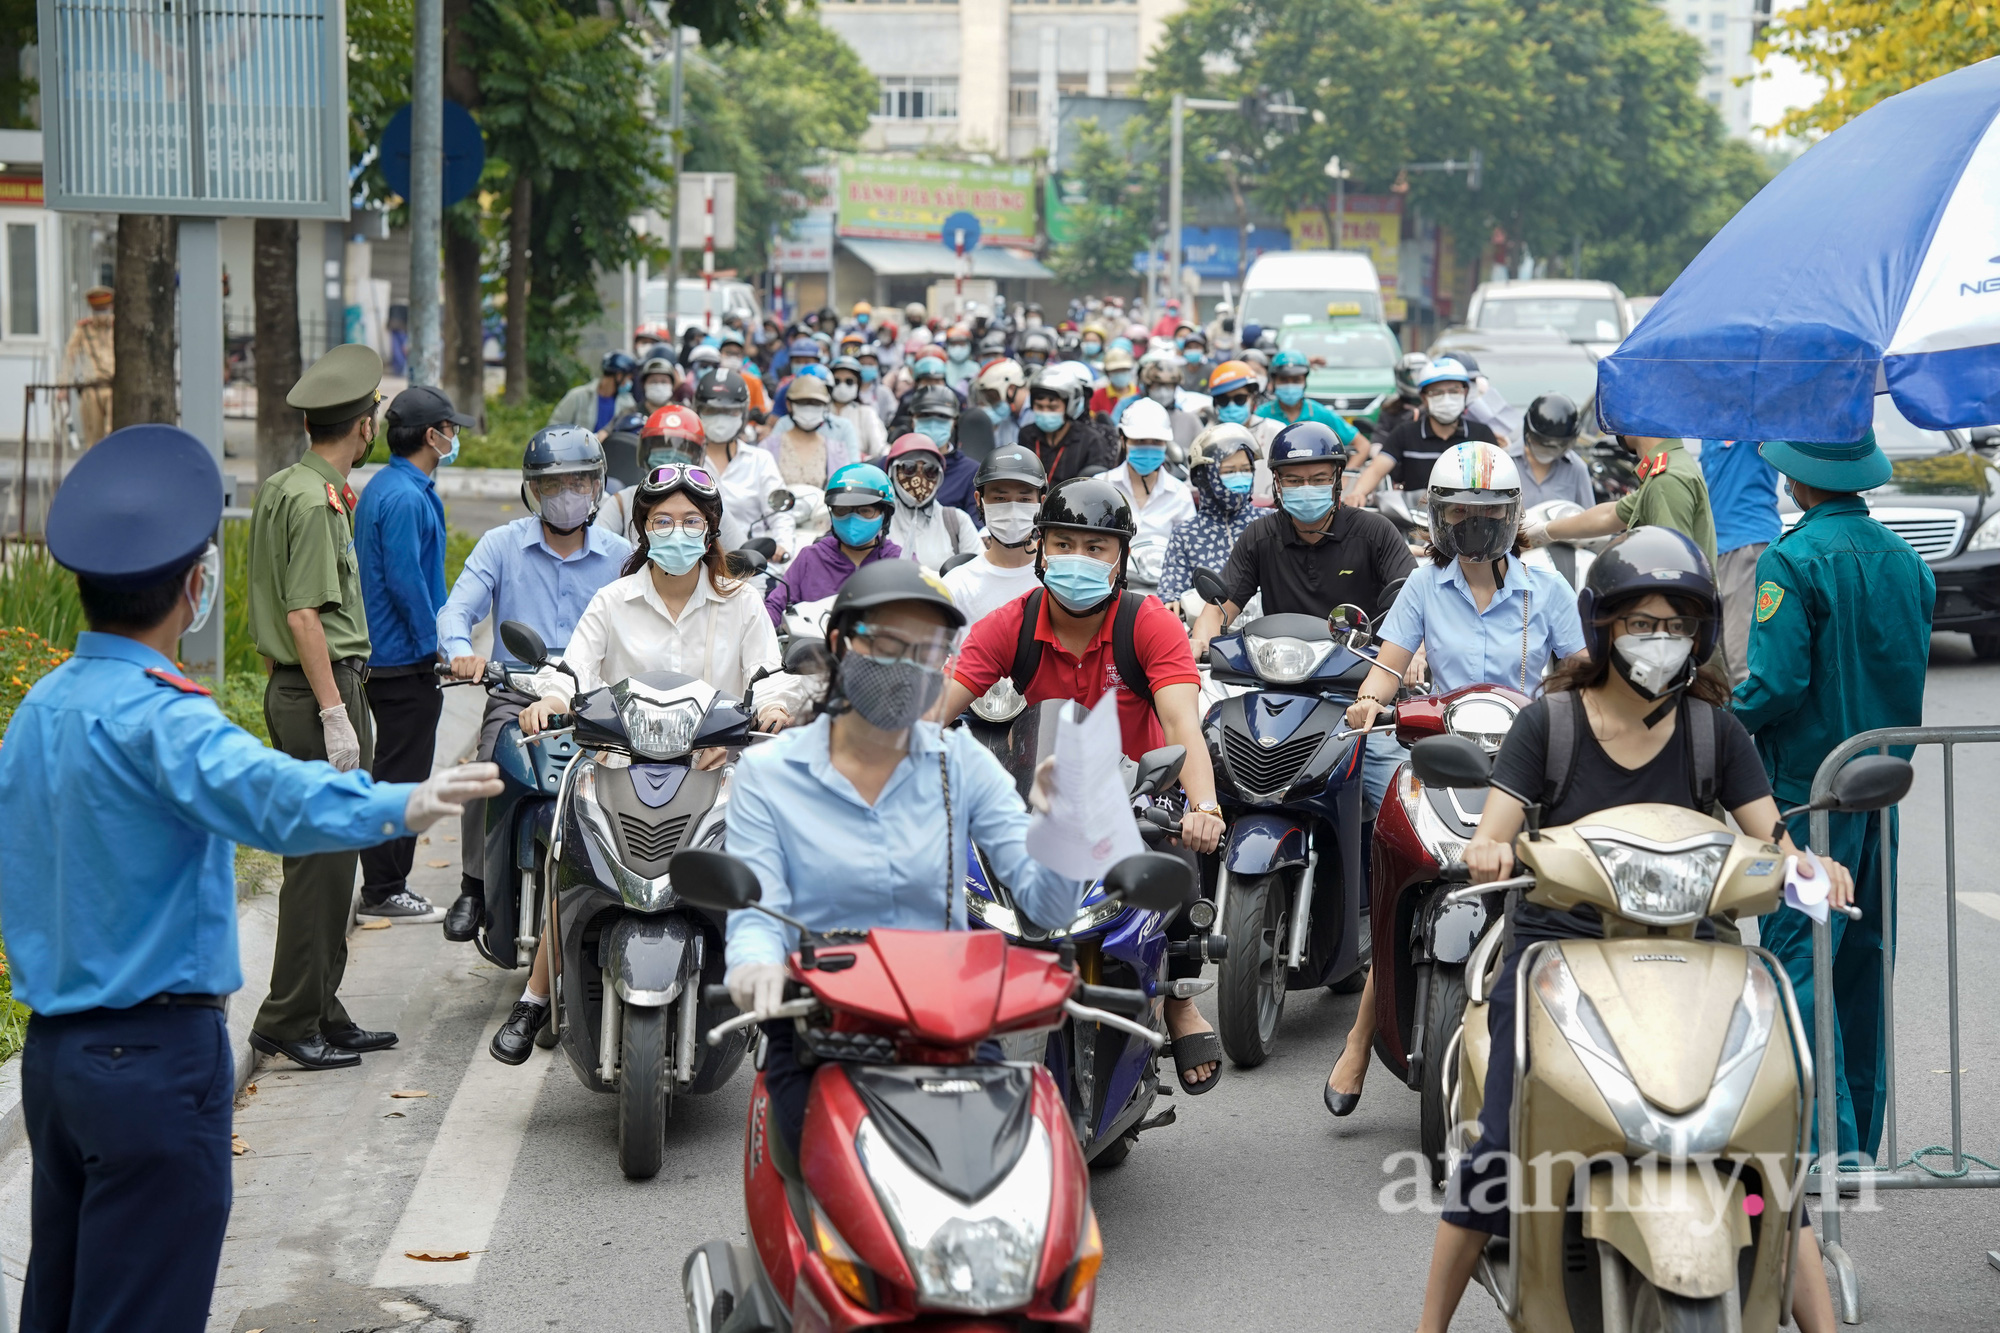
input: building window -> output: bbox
[1010,84,1039,119]
[877,76,959,120]
[1686,12,1700,25]
[1707,90,1722,104]
[1709,37,1724,53]
[1710,11,1726,27]
[5,223,36,338]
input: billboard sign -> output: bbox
[1287,195,1406,320]
[836,155,1034,243]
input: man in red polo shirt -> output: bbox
[938,477,1227,1092]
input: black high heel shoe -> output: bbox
[1323,1074,1361,1118]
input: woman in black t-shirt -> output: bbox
[1414,576,1854,1333]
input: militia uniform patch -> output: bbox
[1755,581,1785,622]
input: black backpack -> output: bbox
[1540,689,1722,816]
[1007,588,1154,711]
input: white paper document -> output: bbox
[1783,850,1830,924]
[1024,691,1145,882]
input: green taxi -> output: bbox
[1274,317,1401,426]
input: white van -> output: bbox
[640,277,761,337]
[1238,251,1384,333]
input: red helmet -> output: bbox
[642,405,704,444]
[885,432,944,464]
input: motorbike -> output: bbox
[959,698,1226,1167]
[1363,683,1530,1185]
[502,621,756,1180]
[1124,531,1169,602]
[1520,498,1608,593]
[674,847,1197,1333]
[1414,735,1912,1333]
[1375,487,1432,549]
[435,645,580,975]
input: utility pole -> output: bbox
[1167,93,1184,317]
[407,0,442,385]
[665,25,685,339]
[1325,155,1349,252]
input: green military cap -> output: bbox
[286,343,384,425]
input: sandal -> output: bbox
[1169,1030,1224,1096]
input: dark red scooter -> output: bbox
[1366,683,1528,1186]
[670,848,1195,1333]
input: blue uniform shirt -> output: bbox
[723,715,1088,971]
[1378,557,1586,694]
[0,634,417,1014]
[436,515,631,663]
[1698,439,1782,556]
[354,455,447,667]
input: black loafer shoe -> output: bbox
[1323,1077,1361,1118]
[323,1023,399,1053]
[490,1000,549,1066]
[443,890,484,943]
[249,1030,361,1071]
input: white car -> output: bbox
[1464,279,1634,359]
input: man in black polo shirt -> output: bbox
[1342,355,1495,506]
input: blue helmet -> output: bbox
[1417,357,1473,389]
[1268,419,1350,466]
[825,462,894,510]
[788,336,822,360]
[1269,348,1310,373]
[600,350,637,377]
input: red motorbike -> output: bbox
[1365,683,1529,1186]
[670,847,1194,1333]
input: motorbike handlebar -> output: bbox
[1077,984,1148,1017]
[1438,862,1473,884]
[1137,807,1182,841]
[702,984,734,1009]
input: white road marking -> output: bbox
[371,986,551,1288]
[1959,892,2000,924]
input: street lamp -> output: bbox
[1324,155,1351,252]
[1166,92,1302,314]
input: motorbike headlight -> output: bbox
[1405,768,1465,867]
[1970,510,2000,552]
[619,695,705,760]
[1128,540,1166,585]
[1582,833,1730,926]
[1244,634,1333,684]
[857,1117,1051,1313]
[1443,694,1519,755]
[965,886,1021,935]
[970,675,1028,723]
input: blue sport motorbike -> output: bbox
[959,698,1210,1167]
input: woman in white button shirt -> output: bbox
[1094,395,1194,547]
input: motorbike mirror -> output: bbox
[1329,603,1371,633]
[743,536,779,559]
[783,638,833,676]
[1970,425,2000,452]
[667,849,762,912]
[766,488,798,513]
[500,620,550,668]
[1102,851,1196,914]
[728,547,769,577]
[1408,734,1492,789]
[938,552,978,577]
[1378,577,1407,612]
[1826,755,1914,814]
[1192,567,1228,606]
[1128,745,1186,798]
[1163,441,1187,468]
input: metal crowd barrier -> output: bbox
[1806,725,2000,1324]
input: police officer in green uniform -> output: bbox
[1733,431,1934,1161]
[247,343,396,1071]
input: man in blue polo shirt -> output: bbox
[1698,437,1782,686]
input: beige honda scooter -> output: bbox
[1413,735,1911,1333]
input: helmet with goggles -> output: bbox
[1426,441,1522,563]
[636,459,720,502]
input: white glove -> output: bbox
[319,704,361,772]
[727,962,788,1019]
[404,762,505,832]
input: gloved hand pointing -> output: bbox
[320,704,362,772]
[405,763,505,833]
[727,962,788,1019]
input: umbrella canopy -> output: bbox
[1599,58,2000,442]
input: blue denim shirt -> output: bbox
[354,455,447,667]
[0,634,414,1013]
[1378,557,1587,694]
[436,516,632,663]
[723,716,1088,972]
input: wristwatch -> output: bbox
[1191,801,1223,817]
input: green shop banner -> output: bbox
[836,156,1036,242]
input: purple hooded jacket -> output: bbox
[764,530,905,624]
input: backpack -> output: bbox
[1008,587,1155,711]
[1540,689,1721,817]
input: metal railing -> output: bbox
[1806,725,2000,1323]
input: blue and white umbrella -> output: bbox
[1599,57,2000,441]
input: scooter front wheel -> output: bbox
[618,1005,669,1180]
[1418,963,1466,1190]
[1627,1278,1730,1332]
[1216,872,1288,1067]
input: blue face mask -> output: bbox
[1043,553,1117,613]
[1033,410,1066,433]
[1274,382,1306,407]
[1081,341,1102,357]
[915,417,953,445]
[831,512,886,547]
[1126,444,1166,475]
[947,343,971,363]
[860,365,879,383]
[1280,485,1335,523]
[1221,472,1256,495]
[646,528,708,576]
[1217,403,1251,426]
[432,428,460,467]
[1108,370,1133,389]
[856,314,870,326]
[985,403,1010,424]
[1184,349,1204,365]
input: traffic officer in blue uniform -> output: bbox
[1733,430,1934,1162]
[0,425,502,1333]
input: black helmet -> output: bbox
[1393,352,1432,400]
[828,558,966,632]
[975,443,1048,492]
[521,426,606,530]
[1578,525,1720,694]
[694,367,750,411]
[601,350,638,377]
[1268,419,1351,467]
[908,383,961,420]
[1525,392,1581,446]
[1036,476,1136,539]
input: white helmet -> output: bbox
[1119,396,1175,443]
[976,358,1026,400]
[1426,441,1522,563]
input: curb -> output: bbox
[349,465,523,501]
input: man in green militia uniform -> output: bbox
[247,343,401,1070]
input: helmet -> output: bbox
[1081,320,1109,343]
[1103,346,1135,373]
[520,426,606,528]
[1189,423,1259,473]
[1393,352,1433,399]
[1027,363,1089,419]
[1138,352,1182,386]
[1240,347,1271,374]
[829,558,966,633]
[829,354,863,377]
[978,329,1008,357]
[601,351,637,377]
[975,443,1048,492]
[903,302,928,325]
[788,336,822,361]
[1124,322,1150,343]
[1426,441,1522,563]
[851,300,872,318]
[685,345,721,370]
[1578,526,1721,694]
[1207,359,1259,397]
[838,329,865,350]
[825,461,895,511]
[1268,419,1350,467]
[1450,351,1481,376]
[787,372,832,407]
[885,433,946,507]
[908,384,960,420]
[1525,392,1582,445]
[976,359,1026,402]
[639,355,677,379]
[1269,349,1310,375]
[1417,357,1473,390]
[641,404,704,446]
[1118,397,1175,443]
[913,355,947,380]
[1017,329,1056,364]
[1035,476,1137,595]
[694,367,750,411]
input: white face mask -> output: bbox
[721,354,742,371]
[983,501,1039,546]
[1526,438,1567,465]
[792,404,826,431]
[1613,632,1694,698]
[1147,384,1177,405]
[700,411,743,444]
[1427,389,1467,425]
[644,381,673,407]
[831,381,858,404]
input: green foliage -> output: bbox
[455,394,558,470]
[0,947,26,1064]
[0,0,38,130]
[446,523,479,588]
[0,625,70,743]
[223,520,261,677]
[222,673,271,743]
[1051,118,1164,288]
[1582,138,1773,296]
[0,548,86,652]
[347,0,415,208]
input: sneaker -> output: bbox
[358,889,437,919]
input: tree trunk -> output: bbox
[253,218,303,483]
[111,215,178,429]
[503,172,532,405]
[442,213,486,430]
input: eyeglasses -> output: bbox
[1619,614,1704,637]
[531,474,601,497]
[638,463,719,498]
[1275,471,1340,489]
[645,514,712,537]
[892,458,943,479]
[1215,392,1256,408]
[830,500,890,519]
[849,621,952,671]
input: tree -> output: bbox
[1049,118,1161,290]
[111,217,177,429]
[254,220,304,482]
[1756,0,2000,136]
[1583,137,1772,295]
[0,0,36,127]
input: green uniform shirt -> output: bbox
[1614,437,1718,568]
[248,450,371,664]
[1731,495,1934,804]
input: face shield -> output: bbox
[1427,489,1522,563]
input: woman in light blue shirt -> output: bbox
[1322,441,1587,1118]
[723,560,1089,1158]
